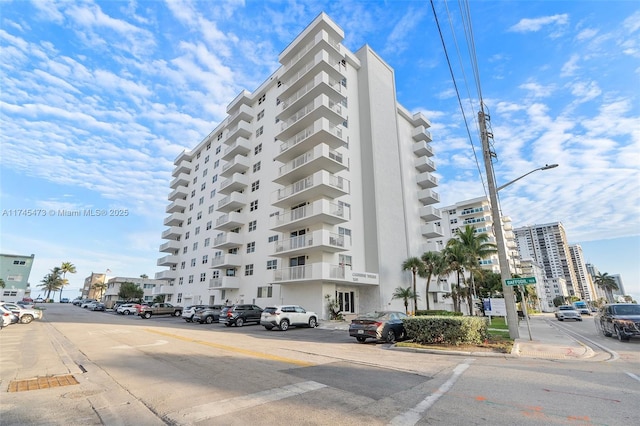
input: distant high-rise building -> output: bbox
[0,253,35,302]
[568,244,595,301]
[585,263,606,300]
[610,274,625,298]
[155,13,440,317]
[514,222,579,298]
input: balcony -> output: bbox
[170,172,190,189]
[272,263,379,286]
[419,205,441,221]
[276,94,346,141]
[278,72,346,121]
[272,230,350,257]
[418,188,440,205]
[163,212,185,227]
[416,172,438,189]
[159,240,181,253]
[214,211,245,231]
[460,206,490,216]
[280,28,342,75]
[415,157,436,173]
[226,90,252,115]
[168,185,188,201]
[220,154,250,178]
[152,285,173,296]
[421,223,443,238]
[210,254,243,269]
[271,199,349,232]
[279,51,345,103]
[218,173,249,195]
[413,141,434,158]
[154,269,177,280]
[412,125,433,142]
[216,192,247,213]
[209,276,240,290]
[161,226,182,240]
[225,120,252,143]
[213,232,243,249]
[165,198,187,214]
[275,117,347,163]
[226,103,253,128]
[157,255,179,267]
[222,137,251,161]
[463,216,490,225]
[274,143,347,185]
[272,171,350,208]
[173,160,192,176]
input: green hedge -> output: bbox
[404,316,488,345]
[415,310,463,317]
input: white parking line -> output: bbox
[626,372,640,383]
[168,380,327,423]
[388,359,474,426]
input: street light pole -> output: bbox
[479,109,520,339]
[497,164,558,192]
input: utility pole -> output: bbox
[479,109,520,339]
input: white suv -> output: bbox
[260,305,318,331]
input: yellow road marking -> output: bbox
[144,328,314,367]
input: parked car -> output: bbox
[181,305,208,322]
[555,305,582,321]
[87,302,106,311]
[116,303,140,315]
[1,305,19,329]
[596,303,640,342]
[60,298,70,303]
[260,305,318,331]
[17,300,35,309]
[349,311,408,343]
[72,298,84,306]
[219,304,263,327]
[1,302,44,324]
[34,297,44,303]
[80,299,98,309]
[192,305,225,324]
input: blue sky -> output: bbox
[1,1,638,301]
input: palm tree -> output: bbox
[392,286,418,315]
[59,262,77,301]
[39,268,63,300]
[442,242,468,313]
[420,251,444,311]
[92,281,108,301]
[594,272,618,303]
[402,257,424,314]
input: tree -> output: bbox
[594,272,618,303]
[139,274,149,279]
[92,280,108,301]
[402,257,424,314]
[0,277,5,288]
[39,268,63,300]
[392,286,418,315]
[442,242,468,313]
[420,251,444,311]
[118,282,144,301]
[59,262,77,302]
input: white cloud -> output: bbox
[560,54,580,77]
[509,14,569,33]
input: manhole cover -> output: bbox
[7,374,79,392]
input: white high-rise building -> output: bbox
[568,244,595,301]
[155,13,440,319]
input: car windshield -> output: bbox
[612,305,640,315]
[559,306,574,310]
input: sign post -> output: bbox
[504,277,536,340]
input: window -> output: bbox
[188,275,194,283]
[206,142,211,150]
[245,264,254,276]
[250,200,258,211]
[191,258,196,267]
[257,93,266,105]
[202,255,208,264]
[247,242,255,253]
[214,159,219,169]
[216,145,221,154]
[206,221,212,230]
[338,227,352,237]
[187,217,192,225]
[248,220,257,232]
[254,143,262,155]
[196,211,202,220]
[185,232,190,239]
[268,235,278,243]
[177,293,183,303]
[183,246,188,254]
[195,164,200,171]
[189,203,193,211]
[195,226,200,235]
[204,237,210,247]
[193,242,198,250]
[210,190,216,199]
[193,176,198,184]
[267,259,277,270]
[257,286,273,298]
[253,162,261,173]
[226,269,236,277]
[251,180,260,192]
[212,270,219,279]
[181,261,186,269]
[204,155,210,163]
[217,133,223,141]
[257,110,264,121]
[200,272,206,282]
[196,152,201,159]
[201,183,206,191]
[450,218,458,224]
[179,277,184,285]
[212,175,218,183]
[203,169,208,177]
[208,205,215,213]
[191,190,196,198]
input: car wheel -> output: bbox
[385,329,396,343]
[602,324,612,337]
[279,319,290,331]
[356,337,367,343]
[20,315,34,324]
[236,318,244,327]
[225,323,231,327]
[205,316,214,324]
[264,326,273,330]
[558,318,564,321]
[124,310,130,315]
[308,317,317,328]
[174,311,182,317]
[616,326,630,342]
[143,312,152,319]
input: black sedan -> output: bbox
[349,311,408,343]
[596,303,640,342]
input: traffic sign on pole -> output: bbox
[505,277,537,286]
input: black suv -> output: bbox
[219,304,263,327]
[193,305,225,324]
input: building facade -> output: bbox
[81,273,108,300]
[102,277,164,308]
[568,244,596,301]
[0,253,35,302]
[155,13,439,319]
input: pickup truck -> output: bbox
[138,303,183,319]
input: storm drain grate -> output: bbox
[7,374,79,392]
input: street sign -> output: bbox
[505,277,537,286]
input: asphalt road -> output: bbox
[1,304,638,425]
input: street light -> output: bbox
[496,164,559,192]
